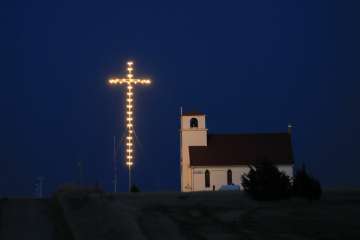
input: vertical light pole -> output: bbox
[108,61,151,191]
[113,136,116,192]
[35,177,44,198]
[77,159,83,185]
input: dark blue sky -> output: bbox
[1,0,359,196]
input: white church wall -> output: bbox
[191,165,293,192]
[192,166,250,191]
[182,131,207,147]
[181,145,192,192]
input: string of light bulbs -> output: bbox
[108,61,151,190]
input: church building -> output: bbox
[180,112,294,192]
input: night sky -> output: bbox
[1,0,359,196]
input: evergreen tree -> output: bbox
[293,165,322,201]
[130,184,140,193]
[242,159,292,200]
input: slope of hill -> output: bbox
[0,199,54,240]
[1,190,360,239]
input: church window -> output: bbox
[190,118,198,128]
[227,169,232,185]
[205,170,210,187]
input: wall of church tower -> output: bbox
[180,114,207,192]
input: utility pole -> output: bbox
[113,136,118,193]
[78,159,83,185]
[35,177,44,198]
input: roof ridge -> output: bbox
[208,132,289,136]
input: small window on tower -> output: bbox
[190,118,198,128]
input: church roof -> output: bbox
[189,133,293,166]
[182,112,205,116]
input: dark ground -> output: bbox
[1,190,360,240]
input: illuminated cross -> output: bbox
[108,61,151,191]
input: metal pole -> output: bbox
[114,170,117,193]
[37,177,43,198]
[40,177,43,198]
[129,166,131,192]
[113,136,117,193]
[78,160,83,185]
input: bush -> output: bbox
[130,184,140,193]
[293,165,322,201]
[242,160,292,200]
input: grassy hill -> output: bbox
[1,190,360,239]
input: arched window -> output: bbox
[205,170,210,188]
[227,169,232,185]
[190,118,198,128]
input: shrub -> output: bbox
[293,165,322,201]
[242,160,292,200]
[130,184,140,193]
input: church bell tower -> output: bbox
[180,112,207,192]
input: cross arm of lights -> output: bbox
[108,78,151,85]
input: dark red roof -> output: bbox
[189,133,293,166]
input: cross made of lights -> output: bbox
[108,61,151,191]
